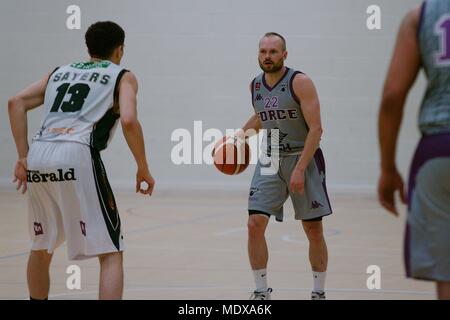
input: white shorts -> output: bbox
[27,140,123,260]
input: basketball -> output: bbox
[212,136,251,175]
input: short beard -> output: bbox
[259,59,284,73]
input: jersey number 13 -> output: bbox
[50,83,91,113]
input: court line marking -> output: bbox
[214,227,246,236]
[125,211,229,235]
[215,227,341,237]
[123,244,401,258]
[0,252,28,260]
[45,286,434,299]
[0,210,228,259]
[279,235,402,252]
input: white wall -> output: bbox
[0,0,424,192]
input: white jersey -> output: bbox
[34,60,127,151]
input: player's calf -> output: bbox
[98,252,123,300]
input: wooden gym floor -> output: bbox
[0,187,434,300]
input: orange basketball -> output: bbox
[212,136,251,175]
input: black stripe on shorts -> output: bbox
[90,147,121,251]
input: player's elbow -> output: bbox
[318,126,323,136]
[120,115,139,129]
[311,125,323,137]
[8,96,28,116]
[381,86,407,108]
[7,96,20,112]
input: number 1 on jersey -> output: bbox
[50,83,91,112]
[435,15,450,66]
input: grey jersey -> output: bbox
[418,0,450,134]
[34,60,127,151]
[251,67,309,157]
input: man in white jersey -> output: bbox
[7,21,154,300]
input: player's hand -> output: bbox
[13,157,28,194]
[378,168,407,216]
[290,167,305,194]
[136,168,155,196]
[211,131,245,158]
[234,128,246,142]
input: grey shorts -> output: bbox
[248,148,332,221]
[405,133,450,281]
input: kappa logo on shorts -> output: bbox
[80,221,86,236]
[311,201,324,209]
[27,168,76,183]
[33,222,44,236]
[249,187,259,197]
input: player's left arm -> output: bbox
[7,73,49,193]
[377,5,421,215]
[290,74,323,194]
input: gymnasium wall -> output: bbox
[0,0,424,192]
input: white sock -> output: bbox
[253,268,268,292]
[313,271,326,293]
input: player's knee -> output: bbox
[304,225,323,242]
[98,251,123,265]
[30,250,52,263]
[247,218,266,238]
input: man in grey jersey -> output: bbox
[236,32,332,300]
[378,0,450,300]
[8,21,155,300]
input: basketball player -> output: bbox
[7,21,154,300]
[235,33,332,300]
[378,0,450,300]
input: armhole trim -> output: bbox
[113,69,130,114]
[417,1,426,40]
[251,78,256,108]
[46,66,60,85]
[289,70,304,106]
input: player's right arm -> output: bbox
[240,113,262,136]
[377,5,421,215]
[235,82,263,140]
[118,71,155,196]
[8,73,50,194]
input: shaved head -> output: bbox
[260,32,286,51]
